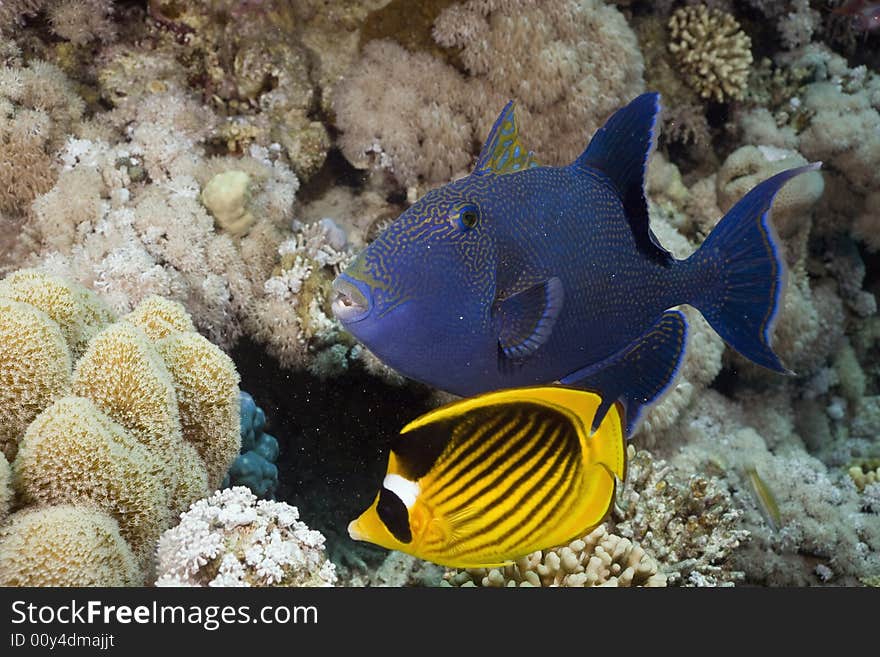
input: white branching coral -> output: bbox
[668,5,752,102]
[444,524,667,587]
[155,487,337,587]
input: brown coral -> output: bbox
[668,5,752,102]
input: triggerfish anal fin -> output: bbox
[494,276,564,363]
[561,309,689,436]
[473,100,540,176]
[573,92,672,266]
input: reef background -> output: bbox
[0,0,878,587]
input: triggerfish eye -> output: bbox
[457,204,480,230]
[348,386,627,569]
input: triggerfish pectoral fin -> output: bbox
[495,276,564,363]
[561,309,689,436]
[572,92,672,266]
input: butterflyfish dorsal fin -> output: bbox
[474,100,540,175]
[494,276,564,363]
[573,92,672,266]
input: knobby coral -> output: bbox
[444,525,667,587]
[668,5,752,102]
[155,487,337,587]
[0,269,241,583]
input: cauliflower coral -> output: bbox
[155,487,337,587]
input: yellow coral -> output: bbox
[0,269,241,583]
[445,525,667,587]
[0,269,116,358]
[0,505,142,586]
[668,5,752,102]
[155,332,241,490]
[72,321,183,462]
[849,460,880,492]
[123,295,195,341]
[12,396,173,568]
[201,170,255,237]
[0,297,72,462]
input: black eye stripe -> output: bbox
[377,487,412,544]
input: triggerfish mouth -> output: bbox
[332,92,821,436]
[348,386,626,568]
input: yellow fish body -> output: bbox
[348,386,626,568]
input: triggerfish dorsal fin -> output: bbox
[494,276,564,363]
[561,309,689,437]
[473,100,540,176]
[573,92,672,266]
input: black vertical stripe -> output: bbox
[376,487,412,544]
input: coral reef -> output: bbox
[612,446,748,586]
[0,269,241,582]
[155,487,337,587]
[444,525,667,587]
[224,390,280,499]
[335,0,644,187]
[668,5,752,102]
[0,505,141,587]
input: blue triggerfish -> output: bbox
[332,93,821,435]
[348,386,626,568]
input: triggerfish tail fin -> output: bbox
[573,91,673,266]
[561,310,689,437]
[686,163,822,374]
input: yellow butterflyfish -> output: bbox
[348,386,626,568]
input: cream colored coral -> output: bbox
[13,396,173,568]
[0,505,142,587]
[201,170,255,237]
[0,270,243,583]
[0,297,71,462]
[72,321,183,461]
[849,461,880,492]
[0,452,10,522]
[445,525,667,587]
[716,146,823,240]
[155,332,241,490]
[124,295,196,341]
[669,5,752,102]
[0,269,116,358]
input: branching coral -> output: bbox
[0,269,242,582]
[444,525,667,587]
[612,445,749,586]
[668,5,752,102]
[0,0,115,43]
[335,0,644,187]
[155,486,337,587]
